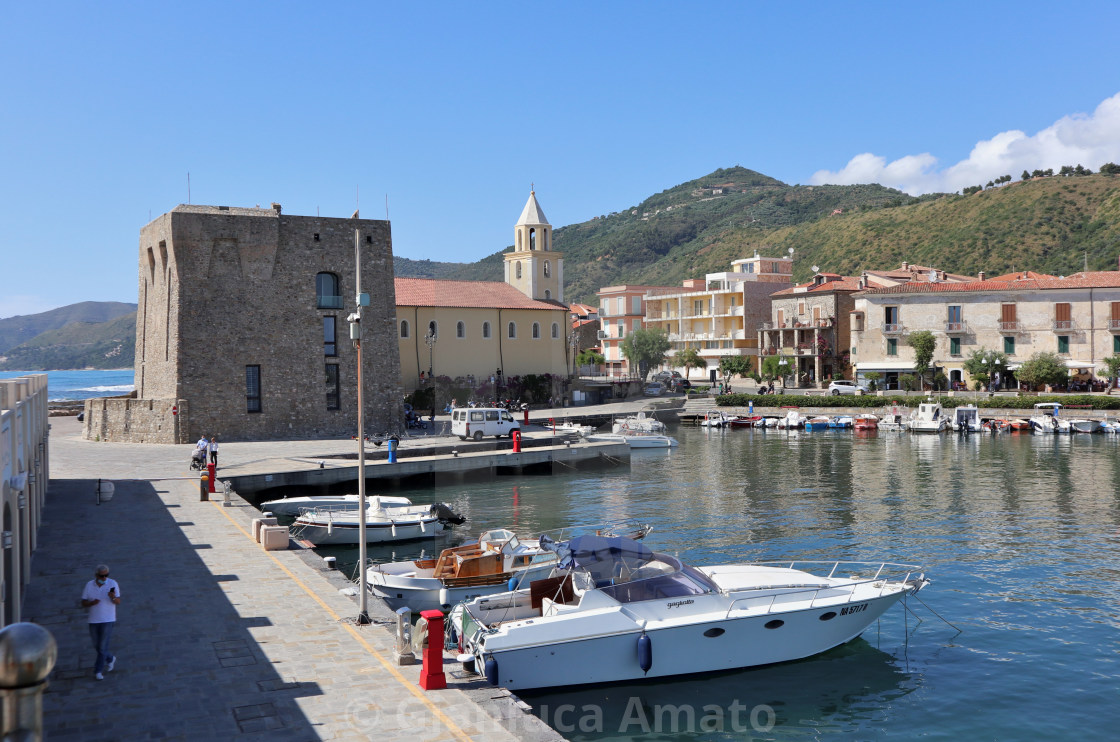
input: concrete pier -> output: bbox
[25,417,563,741]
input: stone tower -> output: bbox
[504,189,563,303]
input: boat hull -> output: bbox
[369,561,559,613]
[469,589,910,690]
[294,517,444,545]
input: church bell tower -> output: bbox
[504,188,563,303]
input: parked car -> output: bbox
[652,371,681,382]
[828,379,870,396]
[643,382,665,397]
[670,378,692,392]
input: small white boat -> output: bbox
[1068,418,1102,434]
[586,432,679,448]
[612,412,666,434]
[699,411,730,428]
[910,402,947,433]
[879,407,909,431]
[951,405,982,433]
[261,493,364,517]
[1100,420,1120,433]
[828,416,854,429]
[553,421,597,437]
[776,410,803,429]
[291,496,462,545]
[450,535,929,691]
[1030,402,1071,434]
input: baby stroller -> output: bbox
[190,448,207,471]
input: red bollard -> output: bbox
[512,430,521,453]
[207,463,216,493]
[418,609,447,690]
[523,406,530,425]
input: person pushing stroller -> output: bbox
[191,435,209,470]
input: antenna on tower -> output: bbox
[187,172,191,204]
[385,194,389,220]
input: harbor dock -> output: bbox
[26,416,564,741]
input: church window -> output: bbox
[400,320,410,338]
[483,321,491,339]
[518,231,522,250]
[552,322,559,339]
[544,260,551,278]
[532,322,541,339]
[456,321,465,338]
[508,322,517,339]
[529,228,537,251]
[316,273,342,309]
[427,320,437,339]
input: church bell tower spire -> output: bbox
[504,188,563,303]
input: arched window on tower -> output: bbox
[544,260,551,278]
[400,320,410,338]
[517,231,522,250]
[316,273,341,308]
[544,229,549,251]
[529,228,536,251]
[545,290,551,300]
[428,320,437,339]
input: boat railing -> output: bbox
[722,561,922,619]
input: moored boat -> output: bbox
[853,414,879,430]
[910,402,947,433]
[291,496,463,545]
[451,535,929,691]
[586,432,679,448]
[1030,402,1071,433]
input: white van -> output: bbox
[451,408,520,441]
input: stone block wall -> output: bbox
[83,398,186,444]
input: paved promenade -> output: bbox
[26,416,562,741]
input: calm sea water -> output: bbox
[282,425,1120,740]
[0,369,134,401]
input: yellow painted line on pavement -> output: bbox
[210,501,474,742]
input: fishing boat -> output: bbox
[909,402,947,433]
[450,535,929,691]
[367,524,652,613]
[853,414,879,430]
[828,415,854,429]
[803,416,831,431]
[951,405,982,433]
[291,496,463,545]
[879,407,909,431]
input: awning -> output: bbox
[855,361,918,372]
[1065,360,1095,371]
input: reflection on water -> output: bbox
[266,426,1120,738]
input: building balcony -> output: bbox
[882,323,905,335]
[944,321,968,334]
[1052,320,1074,331]
[998,321,1019,333]
[1110,319,1120,332]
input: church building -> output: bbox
[396,190,570,389]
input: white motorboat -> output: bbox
[909,402,947,433]
[368,523,652,613]
[450,535,929,691]
[1100,420,1120,433]
[552,421,597,437]
[879,407,909,431]
[612,412,667,434]
[1030,402,1071,434]
[699,410,730,428]
[951,405,982,433]
[260,493,363,517]
[1068,418,1102,434]
[291,496,463,545]
[586,432,679,448]
[776,410,803,429]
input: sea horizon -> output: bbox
[0,368,135,402]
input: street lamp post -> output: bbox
[350,229,370,625]
[778,357,789,390]
[424,330,436,421]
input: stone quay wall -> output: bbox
[83,397,186,444]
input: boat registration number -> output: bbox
[840,603,869,616]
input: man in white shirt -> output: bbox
[80,564,121,680]
[208,435,219,466]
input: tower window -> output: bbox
[246,366,262,413]
[529,228,536,251]
[325,364,340,410]
[545,290,551,300]
[400,319,410,338]
[516,262,522,279]
[544,260,551,278]
[483,321,491,339]
[456,321,465,338]
[323,316,337,356]
[316,273,342,309]
[427,320,437,339]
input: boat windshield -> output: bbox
[559,536,718,604]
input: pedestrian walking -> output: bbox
[208,435,219,466]
[80,564,121,680]
[196,434,209,461]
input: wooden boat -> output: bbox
[853,414,879,430]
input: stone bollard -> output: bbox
[418,610,446,690]
[199,471,209,501]
[0,623,58,742]
[395,607,415,666]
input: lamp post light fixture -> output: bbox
[778,357,789,390]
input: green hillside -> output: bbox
[409,167,1120,305]
[0,301,136,354]
[0,312,136,371]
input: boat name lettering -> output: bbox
[666,599,694,609]
[840,603,868,616]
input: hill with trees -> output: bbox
[0,311,135,370]
[0,301,136,354]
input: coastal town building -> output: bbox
[394,190,569,390]
[851,270,1120,390]
[644,254,792,379]
[1,373,49,627]
[88,204,401,443]
[596,284,677,377]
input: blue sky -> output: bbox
[4,2,1120,318]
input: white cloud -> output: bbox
[810,92,1120,195]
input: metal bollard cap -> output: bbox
[0,623,57,688]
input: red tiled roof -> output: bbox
[394,278,567,310]
[770,276,865,296]
[860,272,1120,294]
[569,303,598,316]
[986,270,1058,281]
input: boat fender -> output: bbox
[637,633,652,673]
[438,587,451,610]
[484,656,499,686]
[507,576,518,592]
[391,521,397,538]
[413,616,429,654]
